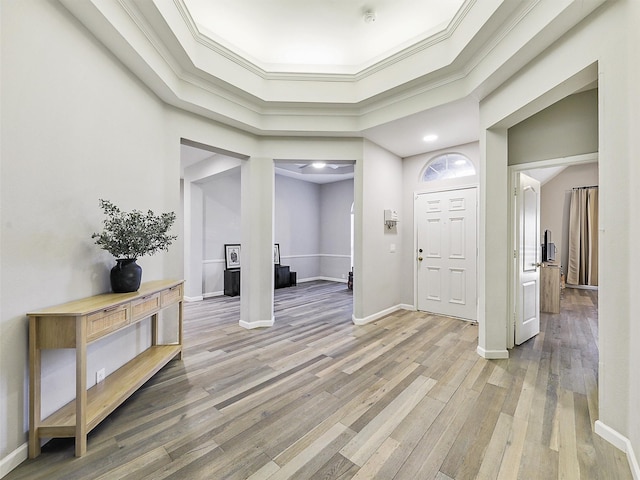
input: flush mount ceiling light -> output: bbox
[363,10,376,23]
[312,162,326,169]
[423,134,438,142]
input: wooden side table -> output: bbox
[540,264,561,314]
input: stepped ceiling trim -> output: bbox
[174,0,476,80]
[59,0,606,145]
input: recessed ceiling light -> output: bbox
[423,134,438,142]
[312,162,326,169]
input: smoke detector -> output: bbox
[364,10,376,23]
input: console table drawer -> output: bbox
[131,294,160,322]
[161,284,182,307]
[87,305,130,342]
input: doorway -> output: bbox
[273,160,355,321]
[416,187,478,321]
[508,153,598,348]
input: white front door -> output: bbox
[416,188,477,321]
[515,173,541,345]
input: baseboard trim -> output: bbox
[203,291,223,299]
[239,318,275,329]
[1,442,28,478]
[298,276,347,284]
[184,295,204,302]
[565,284,598,291]
[199,279,346,300]
[595,421,640,479]
[352,304,411,325]
[476,346,510,359]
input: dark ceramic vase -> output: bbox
[110,259,142,293]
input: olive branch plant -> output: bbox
[92,199,177,260]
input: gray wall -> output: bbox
[201,173,353,295]
[320,179,354,280]
[540,163,599,276]
[508,89,598,165]
[275,174,322,281]
[201,167,242,295]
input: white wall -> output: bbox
[357,141,404,321]
[540,163,599,274]
[628,0,640,462]
[0,0,182,464]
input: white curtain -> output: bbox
[567,187,598,286]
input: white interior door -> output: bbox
[416,188,477,321]
[515,173,541,345]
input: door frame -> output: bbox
[507,152,598,348]
[413,184,479,315]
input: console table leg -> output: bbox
[28,317,41,458]
[177,301,184,360]
[75,318,87,457]
[151,313,159,346]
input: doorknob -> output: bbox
[531,262,542,268]
[418,257,423,261]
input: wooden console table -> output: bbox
[28,279,184,458]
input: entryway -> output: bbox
[416,187,477,321]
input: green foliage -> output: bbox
[92,199,177,259]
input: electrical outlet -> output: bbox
[96,368,106,383]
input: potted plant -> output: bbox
[92,199,177,293]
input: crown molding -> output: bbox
[59,0,606,137]
[171,0,479,81]
[132,0,513,103]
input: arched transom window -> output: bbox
[421,153,475,182]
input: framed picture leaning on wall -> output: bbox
[225,244,241,269]
[273,243,280,265]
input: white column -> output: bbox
[239,157,275,328]
[182,180,204,301]
[477,127,509,359]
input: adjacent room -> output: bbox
[181,143,355,308]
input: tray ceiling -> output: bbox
[183,0,465,74]
[59,0,605,158]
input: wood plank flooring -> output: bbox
[7,282,632,479]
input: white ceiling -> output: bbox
[524,166,568,186]
[362,96,480,158]
[183,0,465,74]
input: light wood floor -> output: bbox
[7,282,632,479]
